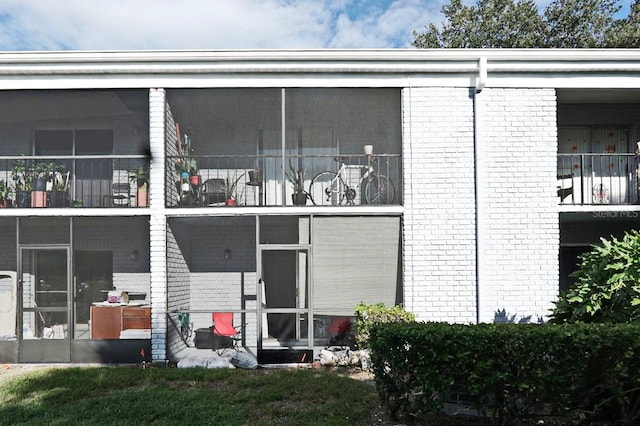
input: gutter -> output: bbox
[0,49,639,76]
[473,57,487,324]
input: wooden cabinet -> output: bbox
[90,306,151,339]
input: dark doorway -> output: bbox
[74,251,113,338]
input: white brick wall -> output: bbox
[402,87,477,323]
[403,87,559,324]
[149,88,168,361]
[477,88,558,322]
[166,221,190,358]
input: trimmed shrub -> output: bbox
[370,321,640,424]
[353,302,415,349]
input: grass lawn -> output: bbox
[0,366,392,425]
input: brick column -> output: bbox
[149,88,168,362]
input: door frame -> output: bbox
[257,244,312,351]
[18,245,72,362]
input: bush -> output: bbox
[551,230,640,324]
[353,302,415,349]
[370,321,640,424]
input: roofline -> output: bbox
[0,49,639,76]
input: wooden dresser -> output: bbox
[90,306,151,339]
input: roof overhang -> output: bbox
[0,49,638,90]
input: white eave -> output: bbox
[0,48,639,89]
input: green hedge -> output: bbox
[370,322,640,424]
[354,302,415,349]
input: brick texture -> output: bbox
[477,88,558,322]
[402,87,477,323]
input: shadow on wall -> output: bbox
[494,309,544,324]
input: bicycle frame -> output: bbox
[334,159,374,190]
[308,155,395,205]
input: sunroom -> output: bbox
[0,89,150,209]
[164,88,402,208]
[0,89,152,363]
[163,87,404,361]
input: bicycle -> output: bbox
[308,155,396,205]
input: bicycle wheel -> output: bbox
[309,171,348,205]
[364,174,396,204]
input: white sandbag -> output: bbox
[207,356,234,369]
[320,349,337,366]
[177,357,208,369]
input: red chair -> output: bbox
[212,312,243,352]
[327,317,352,348]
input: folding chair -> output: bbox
[212,312,243,353]
[326,317,352,348]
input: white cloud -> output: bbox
[3,0,628,51]
[0,0,445,50]
[329,0,444,47]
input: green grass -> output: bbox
[0,366,385,426]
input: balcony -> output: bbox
[557,153,639,205]
[0,156,150,209]
[166,153,401,208]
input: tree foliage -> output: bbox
[413,0,639,48]
[550,230,640,324]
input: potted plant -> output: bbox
[187,158,200,185]
[129,165,149,207]
[286,162,308,206]
[31,161,54,207]
[175,130,199,186]
[223,174,239,206]
[11,159,32,207]
[50,165,70,207]
[0,179,13,207]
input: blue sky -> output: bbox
[0,0,633,51]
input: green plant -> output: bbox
[52,165,70,192]
[223,174,239,199]
[32,161,55,180]
[286,160,306,194]
[129,165,149,189]
[354,302,415,349]
[550,230,640,324]
[370,322,640,424]
[10,159,33,191]
[0,179,13,200]
[176,157,198,176]
[72,199,84,208]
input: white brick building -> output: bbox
[0,49,638,363]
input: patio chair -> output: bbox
[202,178,226,206]
[109,182,134,207]
[212,312,244,353]
[557,173,573,202]
[326,317,352,348]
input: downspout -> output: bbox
[474,57,487,324]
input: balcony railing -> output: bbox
[557,153,639,205]
[167,153,401,207]
[0,156,150,208]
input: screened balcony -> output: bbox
[0,156,150,208]
[557,153,639,205]
[166,152,401,208]
[165,87,403,209]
